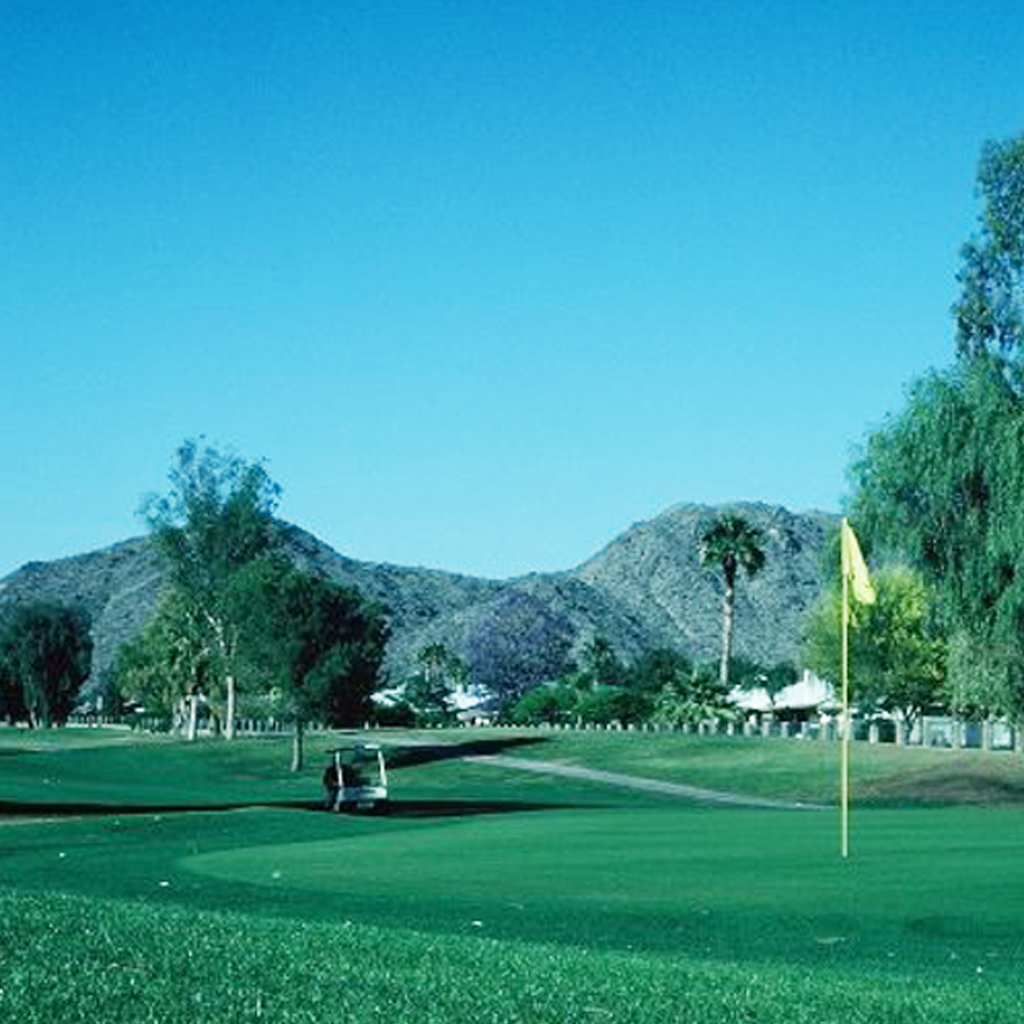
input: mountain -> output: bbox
[573,503,836,666]
[0,502,837,697]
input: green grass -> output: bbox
[6,724,1024,809]
[186,804,1024,969]
[478,727,1024,805]
[3,888,1022,1024]
[2,726,1024,1022]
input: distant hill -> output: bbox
[573,503,836,666]
[0,502,837,697]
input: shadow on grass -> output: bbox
[379,798,587,818]
[0,799,322,818]
[0,736,569,821]
[383,734,549,769]
[0,795,588,820]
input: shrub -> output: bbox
[508,683,579,725]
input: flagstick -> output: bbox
[841,520,850,859]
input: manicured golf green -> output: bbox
[1,726,1023,1022]
[185,802,1024,973]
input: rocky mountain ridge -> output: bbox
[0,502,837,694]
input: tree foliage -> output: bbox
[576,685,653,726]
[504,643,748,728]
[228,559,388,770]
[507,682,580,726]
[416,643,462,685]
[851,132,1024,722]
[107,592,212,737]
[803,565,945,737]
[0,649,28,724]
[507,644,694,727]
[400,672,457,725]
[0,602,92,726]
[651,664,734,728]
[953,133,1024,361]
[850,343,1024,719]
[140,439,282,738]
[578,635,628,689]
[626,646,693,694]
[400,643,468,725]
[729,657,798,708]
[141,439,282,599]
[856,362,1024,602]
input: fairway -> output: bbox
[2,728,1024,1022]
[185,804,1024,973]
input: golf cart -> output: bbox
[323,743,388,812]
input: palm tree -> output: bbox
[699,513,766,688]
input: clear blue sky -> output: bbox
[3,1,1023,581]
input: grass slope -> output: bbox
[4,889,1021,1024]
[484,729,1024,805]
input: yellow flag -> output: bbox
[841,519,875,605]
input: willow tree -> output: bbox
[851,131,1024,722]
[850,359,1024,719]
[699,513,766,688]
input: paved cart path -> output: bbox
[464,753,828,810]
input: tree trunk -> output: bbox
[207,614,237,740]
[719,577,735,688]
[225,673,236,741]
[187,692,198,742]
[898,709,917,747]
[291,718,304,773]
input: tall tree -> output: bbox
[851,360,1024,719]
[699,513,766,688]
[229,559,388,771]
[953,133,1024,363]
[851,132,1024,723]
[0,602,92,727]
[140,439,281,739]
